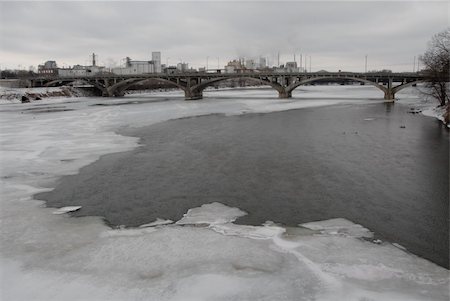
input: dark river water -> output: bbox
[37,102,449,268]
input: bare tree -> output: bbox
[420,29,449,123]
[420,29,450,106]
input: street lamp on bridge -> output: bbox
[365,55,368,73]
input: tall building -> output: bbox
[152,52,161,73]
[245,59,256,70]
[258,57,267,69]
[176,63,189,72]
[285,61,299,72]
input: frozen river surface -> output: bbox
[0,86,449,300]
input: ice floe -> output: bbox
[52,206,82,214]
[139,218,174,228]
[176,202,247,225]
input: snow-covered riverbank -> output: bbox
[0,86,448,300]
[2,84,448,126]
[0,86,89,103]
[422,105,449,126]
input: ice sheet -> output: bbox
[300,218,373,238]
[1,86,448,300]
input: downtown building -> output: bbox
[112,52,162,75]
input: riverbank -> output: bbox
[1,84,448,126]
[0,86,87,102]
[422,105,450,126]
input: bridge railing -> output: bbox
[29,71,424,82]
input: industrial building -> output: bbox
[55,53,106,77]
[58,64,106,77]
[285,61,299,72]
[224,60,244,73]
[112,51,162,75]
[38,61,58,76]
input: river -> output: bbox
[36,95,449,268]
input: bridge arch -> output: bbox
[44,79,76,87]
[286,76,389,97]
[44,79,107,96]
[107,77,188,97]
[190,76,285,95]
[392,80,425,94]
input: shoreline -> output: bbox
[2,84,448,127]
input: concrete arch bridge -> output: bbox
[32,72,424,102]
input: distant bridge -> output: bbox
[29,72,425,102]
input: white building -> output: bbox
[112,60,155,75]
[224,66,236,74]
[258,57,267,69]
[245,59,256,70]
[112,51,162,75]
[152,52,161,73]
[176,63,189,72]
[224,60,243,74]
[58,65,106,77]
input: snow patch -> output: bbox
[170,274,247,301]
[139,218,174,228]
[176,202,247,225]
[211,223,285,240]
[300,218,373,238]
[100,226,158,237]
[52,206,81,214]
[422,106,449,127]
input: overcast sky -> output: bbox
[0,1,448,72]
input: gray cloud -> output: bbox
[0,1,448,71]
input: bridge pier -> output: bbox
[113,90,125,97]
[383,78,395,102]
[278,90,292,98]
[384,89,395,102]
[184,90,203,100]
[103,87,124,97]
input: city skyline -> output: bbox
[0,1,448,72]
